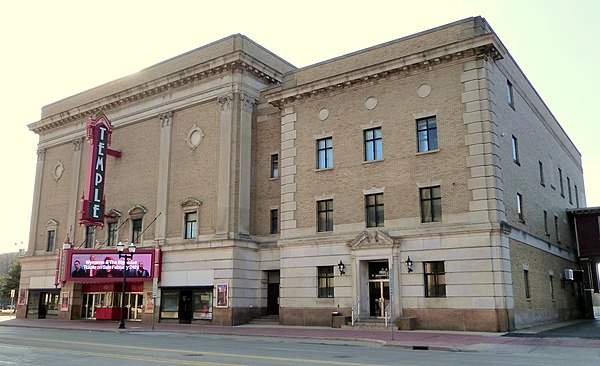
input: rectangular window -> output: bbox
[131,219,143,244]
[365,193,384,228]
[85,226,95,248]
[46,230,56,252]
[544,210,549,236]
[417,116,438,152]
[567,177,572,204]
[554,215,560,243]
[184,212,197,239]
[558,168,564,197]
[550,274,555,300]
[420,186,442,223]
[317,266,334,298]
[539,161,545,186]
[364,127,383,161]
[511,136,519,164]
[270,154,279,178]
[524,269,531,299]
[107,222,118,246]
[317,200,333,232]
[270,209,279,234]
[507,80,514,108]
[317,137,333,169]
[424,261,446,298]
[517,193,524,222]
[575,185,579,208]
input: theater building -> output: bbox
[18,17,589,331]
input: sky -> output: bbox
[1,0,599,254]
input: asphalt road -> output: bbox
[1,325,600,366]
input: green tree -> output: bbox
[0,261,20,305]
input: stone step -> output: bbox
[342,317,391,329]
[249,315,280,325]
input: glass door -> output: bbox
[368,261,390,318]
[127,293,143,321]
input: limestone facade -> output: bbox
[18,17,584,331]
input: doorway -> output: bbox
[368,261,389,318]
[266,271,280,316]
[178,290,193,323]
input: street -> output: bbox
[0,325,599,366]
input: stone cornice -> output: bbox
[265,34,502,108]
[29,52,283,134]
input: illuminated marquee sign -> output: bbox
[65,249,155,282]
[80,113,120,226]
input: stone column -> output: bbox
[67,138,84,239]
[155,111,173,240]
[27,148,45,252]
[237,95,255,236]
[216,94,234,237]
[279,107,297,239]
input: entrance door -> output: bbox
[178,290,193,324]
[38,292,48,319]
[267,271,280,316]
[128,293,143,320]
[368,261,390,318]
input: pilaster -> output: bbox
[28,148,45,252]
[155,111,173,240]
[67,138,84,239]
[279,107,297,238]
[216,93,234,236]
[238,95,255,235]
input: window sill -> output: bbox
[362,159,384,165]
[315,167,334,172]
[269,177,279,181]
[416,149,440,156]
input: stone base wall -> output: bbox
[402,308,511,332]
[280,307,352,327]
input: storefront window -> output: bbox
[193,289,213,320]
[161,290,179,319]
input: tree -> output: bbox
[0,261,20,306]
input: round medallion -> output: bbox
[364,97,378,110]
[417,84,432,98]
[318,108,330,121]
[52,161,64,181]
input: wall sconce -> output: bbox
[405,257,413,273]
[338,260,346,275]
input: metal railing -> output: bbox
[384,301,392,327]
[351,300,360,326]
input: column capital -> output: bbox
[218,94,233,111]
[73,138,84,151]
[159,111,173,128]
[36,148,45,161]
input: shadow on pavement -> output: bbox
[506,318,600,339]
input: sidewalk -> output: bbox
[1,315,599,356]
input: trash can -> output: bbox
[331,311,341,328]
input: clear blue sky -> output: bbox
[1,0,598,253]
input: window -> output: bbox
[554,215,560,243]
[85,226,95,248]
[364,127,382,161]
[507,80,514,108]
[270,154,279,178]
[567,177,572,204]
[544,210,549,236]
[558,168,564,197]
[107,222,118,246]
[46,230,56,252]
[420,186,442,223]
[575,185,579,208]
[317,266,334,298]
[316,137,333,169]
[417,116,438,152]
[131,219,143,244]
[550,274,555,300]
[365,193,384,227]
[516,193,524,222]
[184,212,197,239]
[511,136,519,164]
[270,209,279,234]
[317,200,333,232]
[539,161,545,186]
[424,261,446,298]
[524,269,531,299]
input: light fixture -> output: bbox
[338,260,346,275]
[405,257,413,273]
[116,241,136,329]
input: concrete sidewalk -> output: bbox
[1,315,599,356]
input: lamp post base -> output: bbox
[118,320,126,329]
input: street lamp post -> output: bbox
[117,241,136,329]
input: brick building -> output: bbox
[18,17,587,331]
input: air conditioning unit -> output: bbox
[564,269,574,281]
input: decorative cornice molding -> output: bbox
[347,230,398,250]
[29,57,282,134]
[266,38,502,108]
